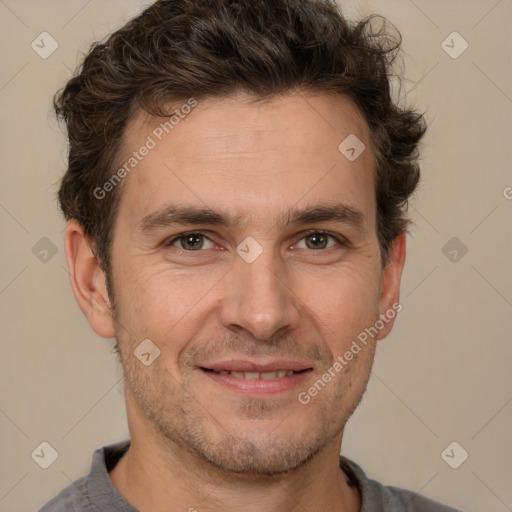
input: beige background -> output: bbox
[0,1,511,511]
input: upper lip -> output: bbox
[200,360,313,373]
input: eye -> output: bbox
[295,230,347,250]
[167,232,215,251]
[164,230,348,253]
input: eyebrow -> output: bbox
[137,202,366,234]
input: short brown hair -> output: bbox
[54,0,426,289]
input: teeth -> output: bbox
[214,370,298,379]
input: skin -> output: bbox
[65,90,406,512]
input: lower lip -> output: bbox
[200,369,312,395]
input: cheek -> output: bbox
[114,266,215,359]
[302,265,381,337]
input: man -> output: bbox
[40,0,460,510]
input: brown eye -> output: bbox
[304,233,329,250]
[296,231,346,250]
[168,233,215,251]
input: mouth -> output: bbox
[198,360,313,395]
[202,368,309,379]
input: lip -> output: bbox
[199,359,313,396]
[202,359,313,373]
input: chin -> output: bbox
[165,408,343,476]
[190,436,327,476]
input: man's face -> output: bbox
[106,91,402,475]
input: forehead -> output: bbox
[115,91,375,231]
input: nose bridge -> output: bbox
[220,242,300,341]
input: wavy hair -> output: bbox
[54,0,426,286]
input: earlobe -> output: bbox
[64,219,116,338]
[376,233,406,340]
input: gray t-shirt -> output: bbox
[39,440,461,512]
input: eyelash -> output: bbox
[165,229,349,251]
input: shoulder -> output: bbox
[38,440,131,512]
[340,456,463,512]
[379,484,463,512]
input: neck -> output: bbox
[109,394,360,512]
[110,437,360,512]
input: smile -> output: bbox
[199,365,313,395]
[202,368,306,379]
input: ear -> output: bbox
[64,219,116,338]
[376,233,406,340]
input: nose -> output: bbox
[219,247,302,342]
